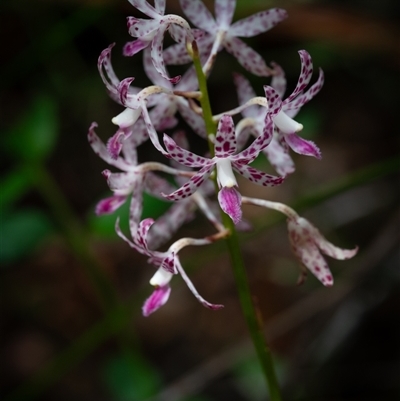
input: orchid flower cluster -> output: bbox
[89,0,357,317]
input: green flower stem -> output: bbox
[191,40,282,400]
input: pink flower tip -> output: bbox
[218,187,242,225]
[142,285,171,317]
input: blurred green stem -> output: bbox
[192,40,283,400]
[27,162,119,310]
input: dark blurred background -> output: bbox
[1,0,399,400]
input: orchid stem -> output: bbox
[191,40,283,400]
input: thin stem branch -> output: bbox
[191,39,282,400]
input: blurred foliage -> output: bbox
[0,0,399,400]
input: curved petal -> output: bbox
[232,113,274,164]
[283,50,314,106]
[284,132,321,159]
[214,115,237,157]
[175,258,224,310]
[88,123,131,170]
[162,163,215,200]
[98,44,119,96]
[154,0,166,14]
[264,85,283,116]
[233,163,284,187]
[224,36,273,76]
[288,218,334,286]
[229,8,287,37]
[163,134,210,167]
[285,68,325,112]
[179,0,217,33]
[150,21,181,84]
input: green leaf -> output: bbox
[4,94,58,161]
[0,167,32,211]
[103,353,161,401]
[0,209,53,265]
[88,193,172,238]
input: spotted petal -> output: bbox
[163,134,210,167]
[214,115,237,157]
[233,164,284,187]
[282,50,314,106]
[179,0,217,33]
[215,0,235,28]
[284,132,321,159]
[288,218,334,286]
[232,113,274,164]
[150,21,181,84]
[225,36,273,77]
[162,163,215,201]
[229,8,287,37]
[284,68,324,113]
[218,186,242,224]
[88,123,131,170]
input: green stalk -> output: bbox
[191,40,282,400]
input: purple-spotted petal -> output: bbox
[150,21,181,84]
[107,129,126,159]
[214,115,237,157]
[162,163,215,200]
[218,186,242,224]
[233,113,274,164]
[224,36,273,77]
[163,134,210,167]
[147,198,195,250]
[103,170,136,191]
[179,0,217,33]
[215,0,235,28]
[95,195,127,215]
[233,164,284,187]
[282,50,314,106]
[161,252,177,273]
[229,8,288,37]
[264,85,282,116]
[127,0,161,19]
[88,123,131,170]
[284,132,321,159]
[284,68,324,112]
[98,44,119,96]
[288,218,334,286]
[129,175,145,238]
[142,285,171,317]
[118,77,140,108]
[123,39,150,57]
